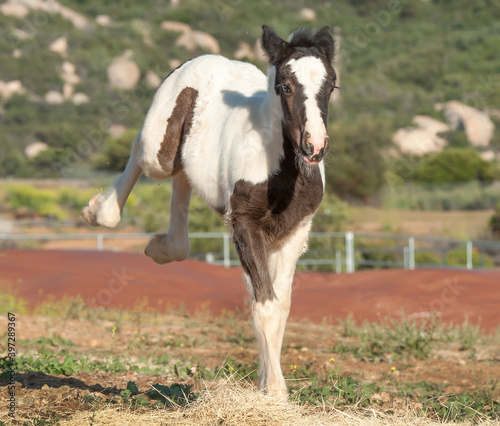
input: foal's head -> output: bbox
[262,25,336,165]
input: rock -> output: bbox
[436,100,494,147]
[161,20,191,33]
[192,31,220,54]
[59,61,80,85]
[234,41,255,60]
[254,39,267,62]
[72,92,89,105]
[95,14,111,26]
[107,50,141,91]
[12,49,22,58]
[0,2,29,18]
[44,90,64,104]
[411,115,450,135]
[169,59,182,69]
[49,36,67,56]
[24,141,48,158]
[0,80,25,99]
[392,128,447,155]
[62,82,74,99]
[144,70,162,89]
[169,25,220,54]
[6,0,88,29]
[480,150,496,162]
[107,124,127,137]
[299,8,316,21]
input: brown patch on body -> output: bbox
[157,87,198,176]
[229,139,323,302]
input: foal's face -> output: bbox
[276,54,336,164]
[261,25,336,165]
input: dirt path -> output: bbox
[0,249,499,331]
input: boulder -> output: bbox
[0,80,25,99]
[12,49,22,58]
[49,36,67,56]
[59,61,80,85]
[169,59,182,69]
[45,90,64,104]
[107,50,141,91]
[5,0,88,29]
[234,42,255,60]
[411,115,450,135]
[392,128,447,155]
[480,150,496,162]
[299,8,316,21]
[161,21,191,33]
[72,92,90,105]
[144,70,162,89]
[95,14,111,26]
[254,39,267,62]
[107,124,127,137]
[0,2,29,18]
[436,100,494,147]
[24,141,48,158]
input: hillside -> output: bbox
[1,0,500,201]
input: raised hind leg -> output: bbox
[144,171,192,264]
[81,133,142,228]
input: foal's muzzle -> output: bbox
[301,132,329,164]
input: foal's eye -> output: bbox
[281,84,291,93]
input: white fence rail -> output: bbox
[1,231,499,272]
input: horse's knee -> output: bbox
[144,233,190,265]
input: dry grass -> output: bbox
[50,379,497,426]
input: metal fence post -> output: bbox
[345,231,354,273]
[223,233,230,268]
[466,241,473,270]
[335,250,342,274]
[408,237,415,270]
[97,233,103,251]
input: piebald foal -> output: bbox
[82,25,336,397]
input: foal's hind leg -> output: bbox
[144,171,192,264]
[82,134,142,228]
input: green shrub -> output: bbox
[415,251,442,265]
[93,129,138,172]
[446,249,494,268]
[413,148,498,184]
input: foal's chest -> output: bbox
[230,164,323,242]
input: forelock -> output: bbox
[287,27,316,48]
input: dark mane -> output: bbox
[287,27,317,48]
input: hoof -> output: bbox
[144,234,189,265]
[80,193,121,229]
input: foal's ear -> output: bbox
[261,25,292,66]
[314,26,335,63]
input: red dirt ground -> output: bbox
[0,249,499,331]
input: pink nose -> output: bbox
[305,132,329,157]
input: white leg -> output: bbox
[247,218,313,398]
[82,133,142,228]
[145,171,191,264]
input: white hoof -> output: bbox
[80,192,121,229]
[144,233,189,265]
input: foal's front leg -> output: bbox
[232,221,287,397]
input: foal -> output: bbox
[82,25,336,397]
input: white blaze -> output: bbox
[287,56,327,154]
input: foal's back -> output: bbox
[137,55,280,210]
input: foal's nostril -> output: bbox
[319,147,325,157]
[304,141,314,156]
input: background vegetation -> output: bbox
[1,0,499,205]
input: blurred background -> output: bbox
[1,0,500,270]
